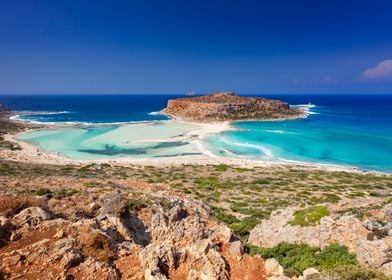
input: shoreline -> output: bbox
[2,129,389,177]
[2,110,390,176]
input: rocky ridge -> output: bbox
[0,178,266,280]
[162,92,304,122]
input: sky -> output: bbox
[0,0,392,95]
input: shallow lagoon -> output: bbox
[18,121,203,160]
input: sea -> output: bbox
[0,94,391,172]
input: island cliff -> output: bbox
[162,91,304,122]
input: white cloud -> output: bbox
[363,59,392,80]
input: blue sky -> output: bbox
[1,0,392,94]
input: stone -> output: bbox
[385,222,392,230]
[264,258,284,277]
[229,241,243,261]
[211,223,232,243]
[363,220,382,231]
[89,201,100,211]
[302,267,321,280]
[12,207,51,227]
[168,205,188,223]
[9,231,21,241]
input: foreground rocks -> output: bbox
[162,91,304,122]
[0,182,266,280]
[248,202,392,277]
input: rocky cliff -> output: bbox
[162,92,304,122]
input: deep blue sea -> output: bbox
[1,94,391,172]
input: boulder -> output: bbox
[12,207,51,227]
[302,267,321,280]
[363,220,382,231]
[229,240,243,261]
[264,258,284,277]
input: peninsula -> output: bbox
[162,91,305,122]
[0,103,10,116]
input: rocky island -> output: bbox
[162,91,305,122]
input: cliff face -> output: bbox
[162,92,303,122]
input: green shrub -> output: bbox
[246,242,359,277]
[35,188,52,196]
[215,164,228,172]
[327,265,391,280]
[315,243,357,271]
[212,207,240,225]
[288,205,330,227]
[128,198,150,211]
[322,193,341,203]
[229,216,260,236]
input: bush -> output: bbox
[213,207,240,225]
[229,216,260,236]
[35,188,52,196]
[128,198,150,211]
[246,242,358,277]
[315,243,357,271]
[327,264,390,280]
[215,164,228,172]
[288,205,330,227]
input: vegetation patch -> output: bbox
[35,188,52,196]
[246,242,358,277]
[288,205,330,227]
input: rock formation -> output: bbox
[248,203,392,276]
[0,180,266,279]
[162,91,304,122]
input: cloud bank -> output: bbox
[363,59,392,80]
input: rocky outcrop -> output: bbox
[162,91,304,122]
[248,204,392,276]
[139,201,267,279]
[0,185,267,279]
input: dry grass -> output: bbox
[77,228,117,263]
[0,194,46,217]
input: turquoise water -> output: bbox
[2,94,392,172]
[204,104,392,172]
[18,122,203,160]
